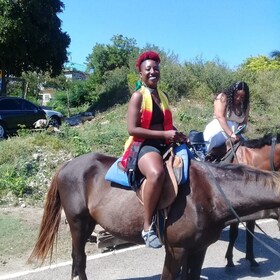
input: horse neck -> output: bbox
[207,164,280,223]
[234,145,280,171]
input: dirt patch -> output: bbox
[0,206,100,277]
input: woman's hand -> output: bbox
[165,130,188,143]
[230,133,240,142]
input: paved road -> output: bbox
[2,219,280,280]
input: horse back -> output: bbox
[55,153,112,213]
[56,152,144,242]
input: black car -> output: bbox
[0,96,47,139]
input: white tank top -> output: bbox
[226,110,245,123]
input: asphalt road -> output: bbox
[2,219,280,280]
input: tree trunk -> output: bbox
[0,66,7,97]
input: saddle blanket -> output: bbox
[105,143,192,188]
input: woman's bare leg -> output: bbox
[138,152,165,231]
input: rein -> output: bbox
[227,138,239,163]
[204,163,280,259]
[270,136,277,171]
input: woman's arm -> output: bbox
[214,93,233,137]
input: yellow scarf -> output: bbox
[121,86,173,168]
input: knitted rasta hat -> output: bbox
[135,51,160,71]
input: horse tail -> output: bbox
[28,169,62,265]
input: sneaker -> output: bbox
[141,228,162,248]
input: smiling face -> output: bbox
[140,59,160,89]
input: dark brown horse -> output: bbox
[28,150,280,280]
[225,133,280,267]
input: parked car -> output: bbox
[64,111,94,126]
[0,97,63,140]
[41,106,64,128]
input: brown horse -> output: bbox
[225,133,280,267]
[28,150,280,280]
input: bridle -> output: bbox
[270,136,277,171]
[229,135,278,171]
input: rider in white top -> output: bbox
[203,81,250,153]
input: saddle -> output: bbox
[188,129,240,163]
[136,146,183,210]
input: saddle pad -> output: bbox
[105,158,130,188]
[105,144,191,187]
[174,143,192,183]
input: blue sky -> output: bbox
[59,0,280,70]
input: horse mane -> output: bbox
[240,133,280,148]
[205,161,280,195]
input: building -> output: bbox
[63,69,87,81]
[39,68,88,105]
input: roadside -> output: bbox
[2,220,280,280]
[0,206,100,277]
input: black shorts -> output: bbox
[138,139,167,160]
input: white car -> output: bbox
[42,107,64,128]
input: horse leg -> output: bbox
[161,247,185,280]
[181,248,207,280]
[225,223,239,267]
[68,214,96,280]
[245,220,259,267]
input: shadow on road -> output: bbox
[202,228,280,279]
[118,276,161,280]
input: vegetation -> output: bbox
[0,27,280,206]
[1,72,280,206]
[0,0,70,96]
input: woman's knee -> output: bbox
[139,162,165,183]
[146,167,165,183]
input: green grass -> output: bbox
[0,213,37,257]
[0,208,73,270]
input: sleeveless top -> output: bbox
[226,109,246,123]
[214,93,246,124]
[151,98,164,125]
[121,85,173,168]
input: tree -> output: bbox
[0,0,70,96]
[184,56,234,100]
[270,50,280,61]
[86,34,137,83]
[240,55,280,72]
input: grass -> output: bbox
[0,207,74,273]
[0,214,33,257]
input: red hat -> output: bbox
[135,51,160,71]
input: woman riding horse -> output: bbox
[121,50,187,248]
[203,81,250,159]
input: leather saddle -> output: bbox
[136,148,183,210]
